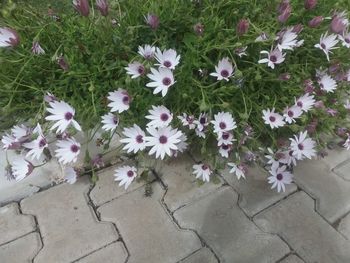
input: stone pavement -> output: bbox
[1,149,350,263]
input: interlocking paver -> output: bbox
[174,187,289,263]
[0,203,36,245]
[98,182,201,263]
[333,160,350,181]
[76,242,127,263]
[180,248,218,263]
[338,212,350,240]
[279,254,304,263]
[221,165,297,217]
[20,177,118,263]
[254,191,350,263]
[0,233,42,263]
[90,163,153,207]
[157,153,223,211]
[293,157,350,223]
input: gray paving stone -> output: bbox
[0,232,42,263]
[254,191,350,263]
[338,212,350,240]
[90,163,152,207]
[279,254,304,263]
[157,153,223,212]
[221,165,297,217]
[98,182,201,263]
[293,158,350,223]
[320,146,350,168]
[0,203,36,245]
[174,187,289,263]
[21,177,118,263]
[181,248,218,263]
[333,159,350,181]
[76,242,127,263]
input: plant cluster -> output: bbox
[1,0,350,192]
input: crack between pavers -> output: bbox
[152,169,222,263]
[331,160,350,182]
[17,202,44,263]
[85,183,131,263]
[175,247,203,263]
[276,253,306,263]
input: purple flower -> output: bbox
[308,16,323,28]
[73,0,90,17]
[304,0,317,10]
[277,0,291,23]
[330,12,348,34]
[57,55,69,71]
[96,0,108,16]
[237,19,249,36]
[145,13,160,30]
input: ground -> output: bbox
[1,148,350,263]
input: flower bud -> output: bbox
[330,15,347,34]
[73,0,90,17]
[31,41,45,55]
[237,19,249,36]
[0,27,20,48]
[277,0,291,23]
[279,73,291,81]
[145,13,159,30]
[308,16,323,28]
[96,0,108,16]
[193,23,204,36]
[57,56,69,71]
[314,100,325,109]
[292,24,303,34]
[304,0,317,10]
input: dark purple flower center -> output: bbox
[320,43,326,49]
[136,135,144,143]
[287,110,294,117]
[70,144,80,153]
[222,144,229,150]
[159,135,168,144]
[160,113,169,122]
[220,69,229,78]
[163,60,172,68]
[222,133,229,140]
[65,112,73,121]
[113,116,119,124]
[162,77,171,86]
[270,55,277,62]
[289,150,294,156]
[345,38,350,44]
[276,173,283,181]
[200,117,206,124]
[201,164,209,170]
[297,101,303,107]
[186,116,194,123]
[269,116,276,122]
[127,170,134,177]
[298,143,304,150]
[122,96,130,105]
[219,122,227,129]
[39,138,47,148]
[137,65,145,74]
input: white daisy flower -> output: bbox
[268,162,293,193]
[318,74,337,93]
[177,113,196,129]
[120,124,146,153]
[55,138,81,164]
[107,88,131,113]
[343,134,350,150]
[171,133,188,157]
[101,113,119,132]
[45,101,82,134]
[125,61,145,79]
[258,48,286,69]
[255,32,269,42]
[211,112,237,137]
[194,113,209,132]
[235,46,248,58]
[23,124,48,160]
[277,28,299,51]
[295,93,315,112]
[283,105,303,124]
[228,162,246,180]
[145,126,182,160]
[11,124,30,140]
[218,144,232,158]
[64,167,78,184]
[10,157,34,182]
[1,134,20,150]
[138,44,156,60]
[146,67,175,97]
[31,41,45,55]
[314,32,339,61]
[114,166,137,190]
[192,163,212,182]
[262,108,285,129]
[155,48,180,70]
[265,147,280,166]
[145,105,173,128]
[289,131,316,160]
[195,128,206,139]
[344,99,350,110]
[209,57,234,81]
[278,149,298,167]
[217,132,235,146]
[338,32,350,48]
[0,27,20,47]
